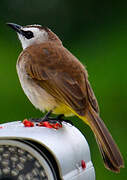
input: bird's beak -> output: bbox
[7,23,23,34]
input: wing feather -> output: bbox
[22,43,99,115]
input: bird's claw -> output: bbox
[27,111,73,129]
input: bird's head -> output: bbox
[7,23,61,49]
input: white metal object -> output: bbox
[0,121,95,180]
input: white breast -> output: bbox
[16,62,57,112]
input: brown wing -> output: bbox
[21,42,99,115]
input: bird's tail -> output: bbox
[79,106,124,172]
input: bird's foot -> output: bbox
[38,111,63,129]
[29,110,53,123]
[27,110,73,129]
[40,112,73,125]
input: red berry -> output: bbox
[81,160,86,169]
[39,122,53,128]
[23,119,34,127]
[38,121,62,129]
[52,123,62,129]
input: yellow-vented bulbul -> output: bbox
[7,23,124,172]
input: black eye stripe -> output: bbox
[22,30,34,39]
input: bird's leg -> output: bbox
[51,114,73,125]
[34,111,63,129]
[29,110,53,122]
[40,112,63,126]
[41,110,53,121]
[41,113,73,126]
[41,113,73,125]
[29,110,73,128]
[30,111,63,123]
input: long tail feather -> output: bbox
[81,106,124,172]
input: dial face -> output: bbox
[0,141,55,180]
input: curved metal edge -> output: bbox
[0,121,95,180]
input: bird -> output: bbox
[7,23,124,172]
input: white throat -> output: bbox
[18,27,48,49]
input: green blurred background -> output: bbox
[0,0,126,179]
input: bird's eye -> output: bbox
[24,31,34,39]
